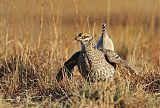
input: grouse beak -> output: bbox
[75,36,81,41]
[75,36,78,40]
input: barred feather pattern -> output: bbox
[97,23,114,51]
[78,37,115,82]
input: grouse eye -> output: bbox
[81,33,87,39]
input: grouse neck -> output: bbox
[83,39,96,52]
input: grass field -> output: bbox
[0,0,160,107]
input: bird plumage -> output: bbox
[97,23,114,51]
[56,23,136,81]
[75,33,115,82]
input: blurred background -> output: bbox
[0,1,160,107]
[0,0,160,65]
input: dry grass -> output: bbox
[0,0,160,107]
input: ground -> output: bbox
[0,0,160,107]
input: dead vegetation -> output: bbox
[0,0,160,107]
